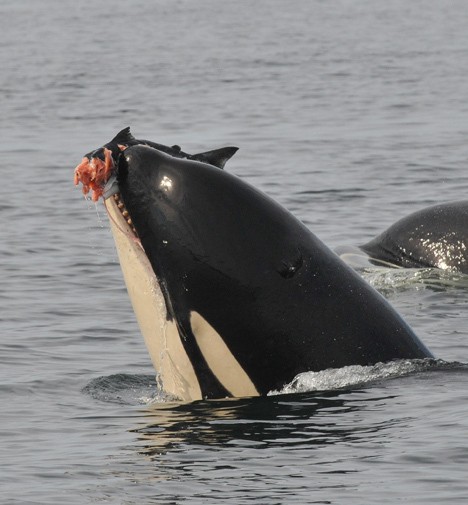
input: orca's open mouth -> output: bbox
[108,193,138,238]
[73,148,139,238]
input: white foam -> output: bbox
[269,359,440,396]
[361,267,468,293]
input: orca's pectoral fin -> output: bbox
[191,147,239,169]
[111,127,136,144]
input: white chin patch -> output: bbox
[106,197,202,402]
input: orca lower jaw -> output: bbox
[104,194,207,402]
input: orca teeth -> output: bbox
[113,193,138,236]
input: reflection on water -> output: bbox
[134,390,399,456]
[79,368,468,504]
[114,389,409,504]
[104,367,467,505]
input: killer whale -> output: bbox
[75,131,433,401]
[359,201,468,273]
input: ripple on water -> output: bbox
[82,373,165,405]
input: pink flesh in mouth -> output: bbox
[74,147,114,202]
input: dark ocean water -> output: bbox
[2,0,468,503]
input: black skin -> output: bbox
[84,126,238,170]
[360,201,468,273]
[116,145,433,399]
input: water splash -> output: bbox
[361,267,468,294]
[269,359,456,396]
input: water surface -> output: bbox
[2,0,468,503]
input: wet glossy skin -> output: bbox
[116,145,433,398]
[361,201,468,273]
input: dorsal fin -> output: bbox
[191,147,239,169]
[111,127,136,144]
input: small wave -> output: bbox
[361,267,468,294]
[82,373,174,405]
[269,359,458,396]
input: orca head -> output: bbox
[107,145,294,401]
[114,144,287,297]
